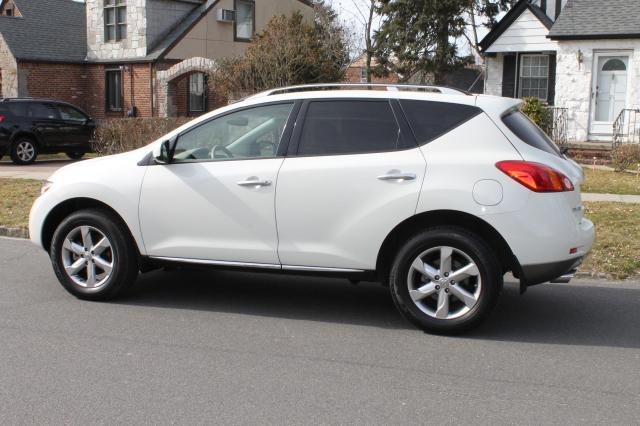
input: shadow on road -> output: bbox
[121,268,640,348]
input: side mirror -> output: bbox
[153,135,178,164]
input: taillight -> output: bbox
[0,115,4,123]
[496,160,574,192]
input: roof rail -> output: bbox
[247,83,469,99]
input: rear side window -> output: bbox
[298,101,400,156]
[0,102,26,118]
[400,100,481,145]
[28,103,59,120]
[502,109,561,157]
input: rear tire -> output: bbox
[66,151,85,160]
[50,209,139,301]
[10,138,38,165]
[389,227,501,335]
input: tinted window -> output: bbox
[58,105,88,122]
[173,103,294,163]
[0,102,26,118]
[400,100,481,145]
[502,109,561,157]
[298,101,400,156]
[28,103,59,120]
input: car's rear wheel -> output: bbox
[10,138,38,165]
[389,227,501,335]
[66,151,86,160]
[50,209,139,301]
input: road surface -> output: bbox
[1,237,639,424]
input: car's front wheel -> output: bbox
[389,227,501,335]
[50,209,139,301]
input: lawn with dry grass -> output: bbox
[0,179,41,229]
[582,168,640,195]
[0,179,638,280]
[581,202,640,279]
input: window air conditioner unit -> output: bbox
[216,9,235,22]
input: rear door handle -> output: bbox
[237,177,272,187]
[377,171,416,181]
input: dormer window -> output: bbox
[234,0,255,41]
[104,0,127,42]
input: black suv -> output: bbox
[0,98,95,165]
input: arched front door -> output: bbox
[589,54,630,139]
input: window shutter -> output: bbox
[547,54,557,105]
[502,54,517,98]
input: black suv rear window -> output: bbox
[400,100,481,145]
[502,109,561,157]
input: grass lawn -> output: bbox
[0,179,41,228]
[0,179,638,280]
[582,168,640,195]
[582,202,640,279]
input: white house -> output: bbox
[480,0,640,144]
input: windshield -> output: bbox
[502,109,562,157]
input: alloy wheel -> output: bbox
[16,141,35,162]
[61,226,114,289]
[407,246,482,320]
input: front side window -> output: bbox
[189,73,206,113]
[519,54,549,101]
[298,101,400,156]
[104,0,126,42]
[58,105,88,123]
[172,103,294,163]
[235,0,254,40]
[105,70,123,112]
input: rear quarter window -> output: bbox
[502,109,561,157]
[399,100,481,145]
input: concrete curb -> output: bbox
[0,226,29,239]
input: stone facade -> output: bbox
[555,39,640,143]
[0,32,17,97]
[86,0,149,60]
[483,54,504,97]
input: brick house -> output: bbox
[0,0,313,119]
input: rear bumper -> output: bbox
[520,256,584,287]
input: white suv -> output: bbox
[29,84,594,334]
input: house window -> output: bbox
[234,0,254,41]
[360,67,367,83]
[519,54,549,101]
[105,70,123,112]
[189,73,206,113]
[5,8,12,16]
[104,0,127,42]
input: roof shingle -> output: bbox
[0,0,86,62]
[549,0,640,39]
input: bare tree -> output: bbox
[340,0,381,82]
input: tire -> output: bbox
[389,226,502,335]
[10,137,38,165]
[50,209,139,301]
[66,151,85,160]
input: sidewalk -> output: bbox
[0,160,73,180]
[582,193,640,203]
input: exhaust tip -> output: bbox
[550,269,577,284]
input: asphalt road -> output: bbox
[1,237,639,425]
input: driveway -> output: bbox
[1,236,639,424]
[0,159,77,180]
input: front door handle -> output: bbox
[237,177,272,187]
[377,171,416,181]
